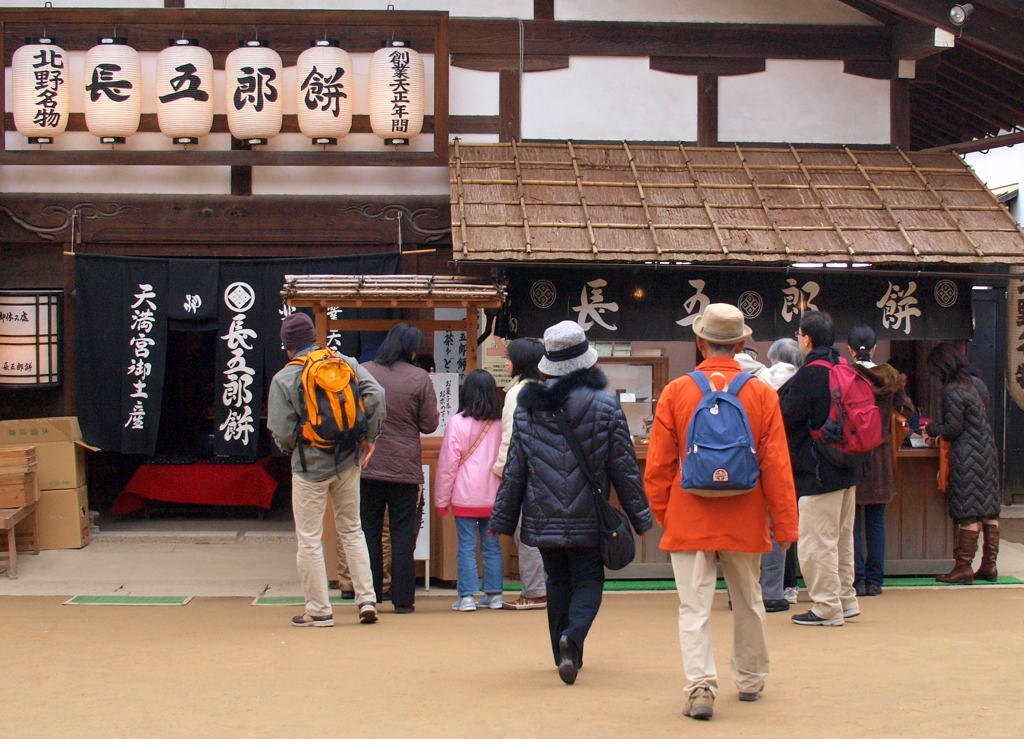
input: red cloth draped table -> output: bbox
[113,458,282,513]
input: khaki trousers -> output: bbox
[336,511,391,592]
[798,486,859,621]
[292,465,375,617]
[671,550,769,699]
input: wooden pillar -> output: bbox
[533,0,554,20]
[313,303,328,344]
[499,69,522,142]
[1,21,6,153]
[230,138,252,197]
[465,306,479,370]
[61,252,77,415]
[697,73,718,147]
[891,79,911,150]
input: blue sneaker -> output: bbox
[477,593,504,609]
[453,596,477,612]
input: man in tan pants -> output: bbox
[646,304,799,721]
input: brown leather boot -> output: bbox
[974,523,1000,582]
[937,528,979,584]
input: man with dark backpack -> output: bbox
[268,312,386,628]
[779,310,867,627]
[646,304,798,721]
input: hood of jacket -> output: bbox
[855,361,906,399]
[518,366,608,412]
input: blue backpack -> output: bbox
[680,371,761,497]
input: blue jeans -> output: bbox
[760,539,787,601]
[455,516,503,597]
[854,504,886,586]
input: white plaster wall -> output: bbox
[184,0,533,17]
[719,60,890,144]
[555,0,879,24]
[449,66,499,116]
[0,0,162,6]
[522,57,697,142]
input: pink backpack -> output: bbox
[808,357,883,468]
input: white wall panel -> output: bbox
[523,57,697,142]
[719,60,889,144]
[555,0,878,24]
[253,166,449,195]
[0,164,230,194]
[449,67,499,116]
[186,1,533,16]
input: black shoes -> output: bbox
[340,590,356,600]
[557,636,579,685]
[393,604,415,614]
[763,599,790,613]
[864,582,883,596]
[854,580,867,597]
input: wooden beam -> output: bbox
[834,0,907,25]
[327,319,469,332]
[499,70,521,142]
[844,59,897,79]
[533,0,554,21]
[451,54,568,72]
[433,13,450,164]
[650,56,765,77]
[696,73,718,147]
[922,129,1024,153]
[891,79,911,149]
[2,113,499,136]
[0,150,446,166]
[856,0,1024,67]
[892,19,954,60]
[164,0,184,7]
[230,136,251,197]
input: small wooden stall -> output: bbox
[450,141,1024,577]
[281,274,506,581]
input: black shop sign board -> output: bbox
[507,268,971,343]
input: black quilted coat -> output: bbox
[925,377,1001,521]
[489,367,653,548]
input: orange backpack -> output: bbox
[288,347,368,468]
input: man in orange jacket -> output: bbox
[645,304,799,721]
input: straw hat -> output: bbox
[537,320,599,376]
[692,303,753,344]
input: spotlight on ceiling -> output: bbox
[949,3,975,27]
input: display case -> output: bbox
[596,356,669,443]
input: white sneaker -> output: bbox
[483,593,504,609]
[453,596,477,612]
[783,587,799,605]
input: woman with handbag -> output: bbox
[489,321,653,685]
[434,370,505,611]
[924,343,1001,584]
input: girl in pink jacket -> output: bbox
[435,370,504,612]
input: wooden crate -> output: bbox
[0,470,39,508]
[0,446,36,470]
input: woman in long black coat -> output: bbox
[490,321,652,685]
[924,343,1001,585]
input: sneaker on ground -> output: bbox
[292,612,333,627]
[479,593,504,609]
[453,596,477,611]
[503,596,548,610]
[738,692,760,702]
[865,583,883,596]
[843,608,861,619]
[358,602,378,624]
[791,610,843,626]
[683,687,714,719]
[783,587,799,605]
[763,599,790,613]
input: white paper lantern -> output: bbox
[0,290,61,387]
[12,38,70,144]
[296,40,354,146]
[84,37,141,144]
[225,41,283,146]
[157,39,214,146]
[369,40,424,146]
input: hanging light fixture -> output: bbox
[0,290,62,388]
[225,39,283,147]
[157,38,214,146]
[948,4,975,27]
[296,39,354,146]
[12,37,69,145]
[83,36,141,145]
[369,40,424,147]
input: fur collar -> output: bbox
[518,367,607,411]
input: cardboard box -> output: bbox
[0,418,92,491]
[13,485,91,550]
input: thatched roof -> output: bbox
[449,141,1024,265]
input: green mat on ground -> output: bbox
[64,596,193,606]
[252,596,353,606]
[508,576,1023,592]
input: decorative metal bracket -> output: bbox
[339,204,451,243]
[0,202,137,242]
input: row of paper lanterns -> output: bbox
[12,36,425,146]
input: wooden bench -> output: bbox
[0,503,40,579]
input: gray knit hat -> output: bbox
[538,320,599,376]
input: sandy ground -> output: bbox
[3,588,1023,738]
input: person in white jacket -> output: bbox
[493,338,548,610]
[435,370,504,612]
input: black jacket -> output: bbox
[778,345,861,497]
[926,377,1001,521]
[489,367,653,548]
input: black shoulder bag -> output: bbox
[553,408,636,570]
